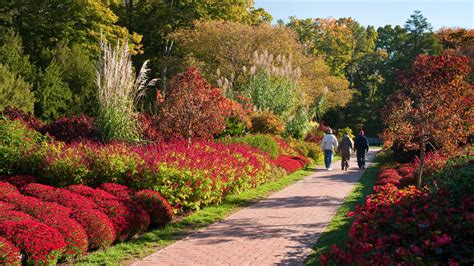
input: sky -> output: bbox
[255,0,473,30]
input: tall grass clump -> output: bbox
[95,38,156,143]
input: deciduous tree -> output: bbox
[382,52,472,187]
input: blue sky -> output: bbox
[255,0,473,30]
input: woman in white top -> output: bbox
[321,128,338,170]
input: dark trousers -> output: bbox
[357,151,366,168]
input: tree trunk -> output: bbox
[416,139,426,188]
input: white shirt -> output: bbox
[321,134,339,151]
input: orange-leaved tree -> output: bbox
[156,67,245,143]
[382,51,473,187]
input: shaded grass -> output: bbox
[75,168,314,265]
[305,155,381,265]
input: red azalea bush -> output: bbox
[272,155,309,174]
[0,181,19,195]
[70,208,116,250]
[0,236,21,266]
[2,194,72,217]
[0,201,15,211]
[43,114,99,143]
[0,210,35,223]
[67,185,150,241]
[133,189,174,227]
[99,183,132,199]
[22,184,99,211]
[0,220,66,265]
[6,175,36,189]
[36,214,89,260]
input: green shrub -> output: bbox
[337,126,355,139]
[286,137,322,162]
[250,111,285,135]
[426,154,473,205]
[283,106,311,139]
[151,164,216,211]
[0,64,35,113]
[224,134,279,159]
[0,118,46,175]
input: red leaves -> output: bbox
[133,189,174,227]
[156,67,233,140]
[272,155,309,174]
[383,52,472,152]
[43,114,100,143]
[0,237,21,266]
[0,220,66,265]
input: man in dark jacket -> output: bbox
[354,130,369,169]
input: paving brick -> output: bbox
[131,149,379,266]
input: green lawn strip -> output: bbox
[75,168,314,265]
[304,157,381,265]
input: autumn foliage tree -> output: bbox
[382,52,473,187]
[156,67,242,143]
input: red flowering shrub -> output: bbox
[377,168,401,180]
[67,185,150,241]
[272,155,309,174]
[99,183,132,199]
[0,210,35,223]
[375,177,401,187]
[70,209,116,250]
[6,194,72,217]
[36,214,88,260]
[0,220,66,265]
[397,165,415,178]
[23,184,99,211]
[413,151,448,176]
[6,175,36,189]
[0,201,15,211]
[43,114,99,143]
[322,180,473,265]
[0,181,19,195]
[133,189,174,227]
[0,236,21,266]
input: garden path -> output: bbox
[132,148,380,266]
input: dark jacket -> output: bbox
[354,135,369,153]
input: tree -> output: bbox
[34,61,72,121]
[170,20,350,113]
[156,68,230,143]
[382,52,472,187]
[0,0,139,67]
[0,64,35,113]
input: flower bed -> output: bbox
[321,152,473,265]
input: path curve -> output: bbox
[132,148,380,266]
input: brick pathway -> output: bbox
[132,148,380,266]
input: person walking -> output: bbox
[338,131,353,171]
[354,130,369,169]
[321,128,338,170]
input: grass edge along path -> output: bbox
[75,167,315,265]
[304,154,382,265]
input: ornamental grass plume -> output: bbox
[95,37,157,143]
